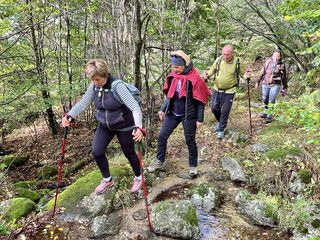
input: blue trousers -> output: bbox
[262,84,281,118]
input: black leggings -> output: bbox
[92,124,141,178]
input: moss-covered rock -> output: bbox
[0,154,28,168]
[0,198,36,222]
[297,169,312,184]
[38,165,58,180]
[13,181,37,189]
[151,200,199,239]
[15,188,41,202]
[45,165,130,211]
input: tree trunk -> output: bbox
[26,0,58,135]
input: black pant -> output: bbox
[211,90,235,131]
[156,114,198,167]
[92,124,140,178]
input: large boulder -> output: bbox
[150,200,199,239]
[235,190,277,227]
[0,197,36,222]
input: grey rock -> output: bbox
[251,143,269,153]
[222,157,246,182]
[91,212,122,238]
[235,190,276,228]
[151,200,199,239]
[289,172,306,194]
[191,184,220,212]
[77,192,109,217]
[133,208,147,220]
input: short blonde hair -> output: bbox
[85,59,109,78]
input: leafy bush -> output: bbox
[274,90,320,134]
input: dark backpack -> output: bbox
[111,79,142,105]
[213,56,241,89]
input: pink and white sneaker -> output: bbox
[95,179,114,195]
[130,179,142,193]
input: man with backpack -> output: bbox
[62,58,144,195]
[204,44,251,139]
[255,49,288,123]
[147,50,211,177]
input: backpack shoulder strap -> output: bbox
[213,56,223,81]
[235,57,240,87]
[111,79,126,103]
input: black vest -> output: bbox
[93,75,135,130]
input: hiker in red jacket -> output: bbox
[147,50,211,178]
[255,50,288,123]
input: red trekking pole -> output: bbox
[53,127,68,216]
[137,128,152,231]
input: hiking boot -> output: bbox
[260,113,267,118]
[130,178,142,193]
[147,159,165,173]
[189,167,198,178]
[214,122,220,132]
[266,117,272,124]
[217,130,225,139]
[95,178,114,195]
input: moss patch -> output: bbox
[189,183,212,198]
[4,198,36,222]
[13,181,37,189]
[46,165,129,210]
[15,188,40,202]
[38,165,58,180]
[0,154,28,168]
[311,219,320,229]
[265,149,286,160]
[285,146,302,156]
[297,169,312,184]
[184,206,198,226]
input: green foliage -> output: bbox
[274,90,320,134]
[280,0,320,66]
[278,197,313,232]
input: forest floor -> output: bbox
[2,80,319,239]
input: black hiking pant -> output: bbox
[92,123,141,178]
[156,113,198,167]
[211,89,235,131]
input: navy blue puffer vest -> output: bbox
[93,75,135,130]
